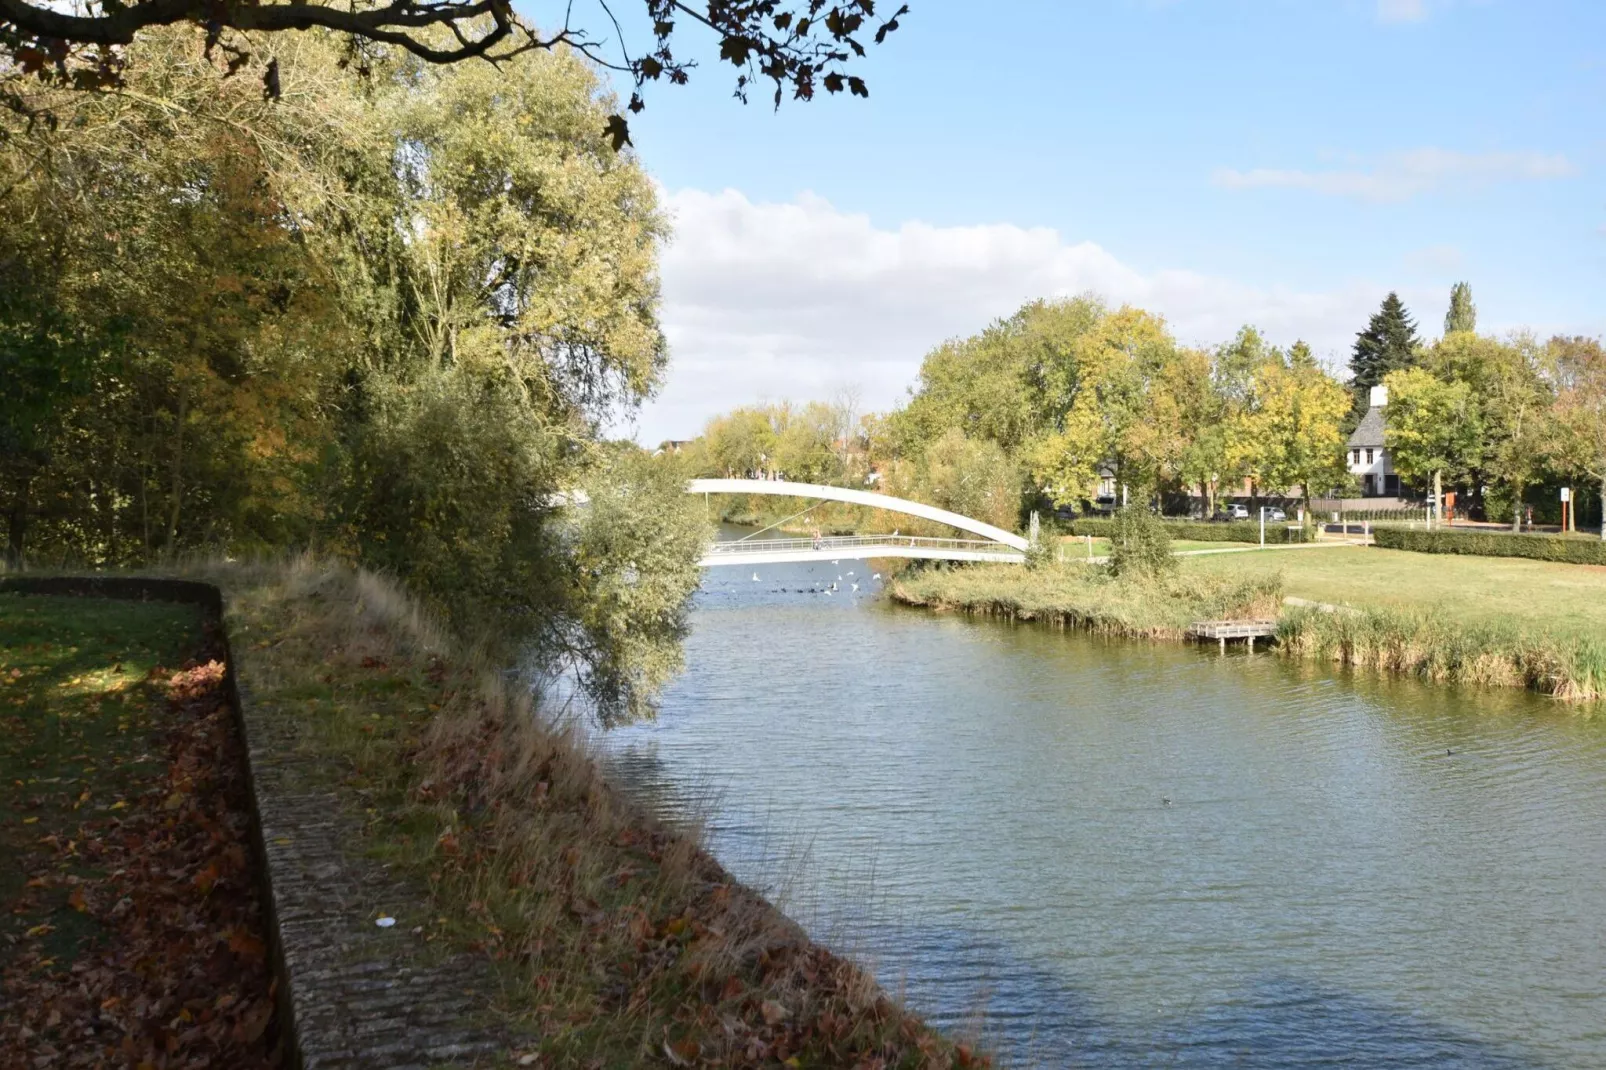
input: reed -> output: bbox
[1278,604,1606,702]
[893,561,1604,707]
[888,563,1283,640]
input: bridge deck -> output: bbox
[700,534,1025,567]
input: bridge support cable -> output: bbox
[733,498,829,542]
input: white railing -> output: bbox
[703,534,1007,556]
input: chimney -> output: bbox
[1369,384,1389,408]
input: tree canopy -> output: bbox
[1445,281,1477,335]
[1,27,707,721]
[1351,291,1419,409]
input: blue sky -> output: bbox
[531,1,1605,442]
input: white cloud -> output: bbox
[1214,148,1577,203]
[1376,0,1429,23]
[625,188,1390,444]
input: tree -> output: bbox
[1445,282,1477,335]
[2,28,700,719]
[1351,292,1419,409]
[890,298,1105,460]
[910,429,1019,533]
[703,406,777,478]
[1027,306,1179,506]
[1421,331,1550,529]
[1,2,905,151]
[1548,336,1606,539]
[1382,367,1482,525]
[1226,357,1351,522]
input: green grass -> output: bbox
[0,594,205,968]
[1183,544,1606,640]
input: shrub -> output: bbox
[1107,506,1176,578]
[1372,527,1606,565]
[1071,517,1308,545]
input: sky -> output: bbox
[530,1,1605,445]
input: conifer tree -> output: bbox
[1351,292,1419,408]
[1445,281,1477,334]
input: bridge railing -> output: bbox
[703,534,1009,556]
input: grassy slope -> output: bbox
[211,560,980,1069]
[1183,545,1606,639]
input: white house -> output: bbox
[1347,384,1399,498]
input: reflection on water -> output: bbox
[596,547,1606,1067]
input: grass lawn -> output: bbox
[1184,544,1606,639]
[0,591,280,1065]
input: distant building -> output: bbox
[1347,385,1399,497]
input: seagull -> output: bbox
[847,570,855,577]
[752,572,760,582]
[851,583,859,592]
[831,559,839,565]
[824,589,833,596]
[872,573,882,581]
[1162,797,1172,807]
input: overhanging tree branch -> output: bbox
[2,1,909,146]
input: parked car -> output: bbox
[1221,503,1251,521]
[1265,507,1287,522]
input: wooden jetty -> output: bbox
[1188,619,1278,653]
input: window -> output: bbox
[1365,448,1375,465]
[1351,449,1360,465]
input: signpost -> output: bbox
[1561,487,1572,533]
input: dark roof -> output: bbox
[1348,405,1386,449]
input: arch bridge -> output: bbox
[690,479,1027,567]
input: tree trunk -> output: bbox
[1600,473,1605,541]
[1433,469,1443,529]
[1512,482,1523,533]
[165,389,186,560]
[5,486,26,571]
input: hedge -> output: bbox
[1069,518,1307,545]
[1372,527,1606,564]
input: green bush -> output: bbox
[1071,517,1307,545]
[1372,527,1606,565]
[1107,506,1176,578]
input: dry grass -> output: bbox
[1277,605,1606,703]
[204,557,983,1069]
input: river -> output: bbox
[595,546,1606,1067]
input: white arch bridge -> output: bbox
[690,479,1028,567]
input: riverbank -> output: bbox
[890,558,1606,703]
[889,564,1282,641]
[43,560,980,1067]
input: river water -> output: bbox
[596,548,1606,1068]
